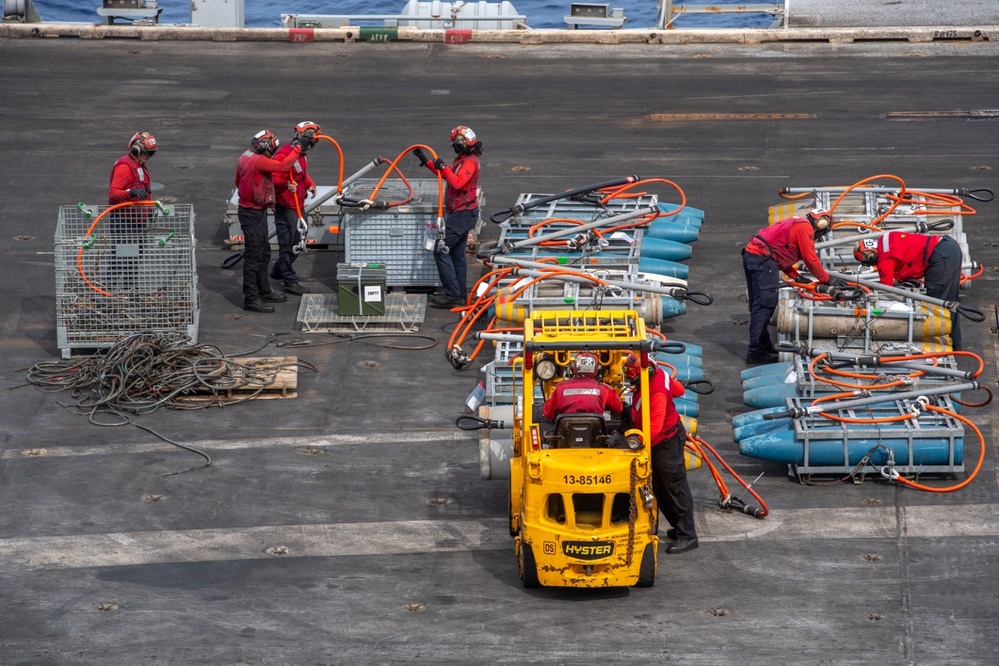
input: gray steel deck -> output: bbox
[1,29,997,665]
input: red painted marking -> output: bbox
[445,29,472,44]
[289,29,315,43]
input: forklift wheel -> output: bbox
[635,543,656,588]
[520,542,540,588]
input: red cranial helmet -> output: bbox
[571,352,599,378]
[450,125,478,152]
[623,352,642,382]
[294,121,321,146]
[854,238,879,265]
[806,208,834,238]
[129,131,157,157]
[251,129,279,155]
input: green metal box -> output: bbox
[336,263,387,316]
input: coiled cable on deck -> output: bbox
[18,331,318,475]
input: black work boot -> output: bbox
[261,291,288,303]
[243,299,275,313]
[746,350,779,364]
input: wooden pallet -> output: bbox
[178,356,299,403]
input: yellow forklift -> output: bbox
[509,310,660,588]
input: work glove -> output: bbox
[826,276,848,287]
[412,147,429,167]
[432,157,446,172]
[128,188,149,200]
[290,138,305,152]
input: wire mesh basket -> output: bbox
[54,203,199,358]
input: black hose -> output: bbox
[962,187,994,202]
[764,407,803,421]
[957,304,987,322]
[683,291,713,306]
[221,251,243,269]
[489,176,640,224]
[336,196,369,209]
[684,379,714,395]
[653,340,686,355]
[476,241,509,259]
[924,219,955,232]
[455,415,507,431]
[774,341,805,355]
[725,497,766,520]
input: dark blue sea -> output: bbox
[30,0,774,29]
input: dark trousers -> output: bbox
[238,206,272,302]
[107,208,146,290]
[270,205,301,286]
[651,421,696,541]
[742,250,780,357]
[434,208,478,299]
[924,236,963,349]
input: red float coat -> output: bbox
[543,376,623,420]
[745,217,829,283]
[629,366,685,446]
[108,153,151,204]
[271,144,315,210]
[425,153,479,213]
[873,231,942,285]
[235,146,302,210]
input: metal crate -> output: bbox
[55,203,199,358]
[343,178,444,289]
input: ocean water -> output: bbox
[30,0,775,30]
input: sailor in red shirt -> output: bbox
[741,209,835,363]
[855,231,964,349]
[106,131,157,289]
[411,126,482,309]
[109,131,156,204]
[234,129,303,313]
[270,121,320,296]
[542,352,623,420]
[624,352,698,554]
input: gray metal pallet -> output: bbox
[789,396,965,482]
[296,293,426,333]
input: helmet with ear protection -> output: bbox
[571,352,599,378]
[854,238,879,266]
[450,125,478,153]
[129,131,157,157]
[806,209,833,239]
[623,352,642,382]
[251,129,279,156]
[623,352,657,384]
[293,121,321,148]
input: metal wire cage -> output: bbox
[342,178,448,289]
[54,203,200,358]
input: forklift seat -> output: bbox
[553,412,607,448]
